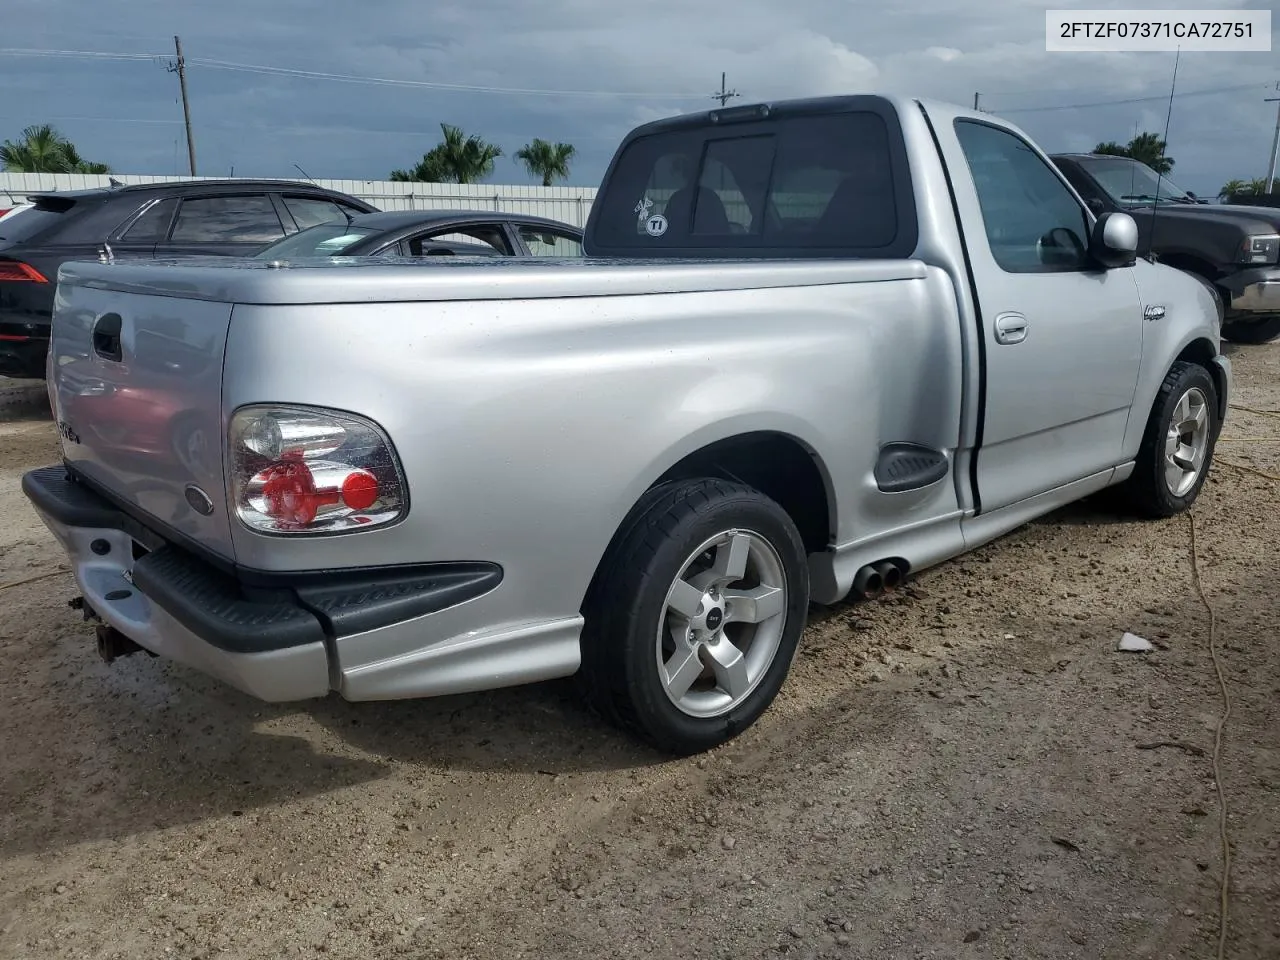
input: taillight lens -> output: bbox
[0,260,48,283]
[228,405,407,535]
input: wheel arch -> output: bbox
[1175,336,1228,421]
[580,421,838,612]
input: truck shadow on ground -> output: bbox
[1,477,1238,864]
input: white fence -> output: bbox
[0,173,600,227]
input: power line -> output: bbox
[189,57,707,99]
[0,46,1270,112]
[0,47,167,62]
[0,46,705,99]
[994,82,1267,114]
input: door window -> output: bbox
[170,195,286,243]
[121,198,178,241]
[517,225,583,256]
[954,121,1092,273]
[407,223,512,256]
[283,195,354,231]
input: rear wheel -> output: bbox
[578,478,809,755]
[1221,316,1280,345]
[1121,361,1219,518]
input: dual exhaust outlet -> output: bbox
[851,559,905,601]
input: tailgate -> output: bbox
[50,278,235,560]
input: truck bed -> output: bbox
[59,254,929,303]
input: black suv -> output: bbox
[0,180,377,378]
[1050,153,1280,344]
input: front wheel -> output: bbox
[578,478,810,755]
[1121,361,1220,518]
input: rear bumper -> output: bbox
[21,465,511,703]
[0,329,48,379]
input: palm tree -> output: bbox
[1126,132,1173,174]
[0,124,110,173]
[390,152,448,183]
[1219,179,1250,200]
[1219,178,1277,200]
[60,142,111,174]
[390,124,502,184]
[514,138,576,187]
[1093,140,1129,158]
[1092,132,1174,174]
[1,124,70,172]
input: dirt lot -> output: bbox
[1,349,1278,960]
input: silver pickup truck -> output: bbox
[23,95,1230,755]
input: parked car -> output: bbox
[254,210,584,260]
[1050,153,1280,344]
[0,201,33,222]
[24,94,1229,756]
[0,179,376,379]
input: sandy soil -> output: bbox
[0,347,1277,960]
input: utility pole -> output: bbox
[1265,93,1280,195]
[167,35,197,177]
[973,92,981,111]
[712,72,739,107]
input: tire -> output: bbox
[1221,316,1280,345]
[578,478,810,755]
[1121,361,1220,518]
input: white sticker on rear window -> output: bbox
[634,196,654,224]
[645,214,668,237]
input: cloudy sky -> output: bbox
[1,0,1276,197]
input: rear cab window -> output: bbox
[585,98,917,259]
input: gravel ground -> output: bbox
[1,347,1277,960]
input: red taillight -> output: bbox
[0,261,48,283]
[230,405,406,535]
[252,460,380,529]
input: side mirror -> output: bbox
[1090,211,1138,268]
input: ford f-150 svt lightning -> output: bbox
[23,95,1230,755]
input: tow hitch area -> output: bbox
[95,624,147,664]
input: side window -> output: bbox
[954,121,1092,273]
[283,196,351,231]
[120,198,178,241]
[517,225,583,257]
[170,195,286,243]
[409,224,512,255]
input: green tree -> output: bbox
[390,124,502,184]
[1092,131,1174,174]
[0,124,110,173]
[1219,177,1277,200]
[514,138,576,187]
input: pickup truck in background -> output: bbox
[1050,152,1280,344]
[23,95,1229,755]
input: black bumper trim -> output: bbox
[133,546,326,653]
[22,465,505,652]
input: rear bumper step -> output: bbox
[21,465,504,701]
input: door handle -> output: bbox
[993,312,1028,345]
[92,312,123,362]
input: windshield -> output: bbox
[255,222,380,258]
[1077,157,1195,205]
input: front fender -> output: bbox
[1123,259,1226,458]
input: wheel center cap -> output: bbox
[704,606,724,632]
